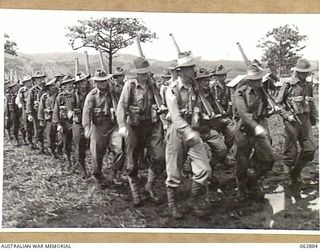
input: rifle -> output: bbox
[84,51,91,76]
[284,83,303,126]
[236,42,284,118]
[210,84,227,116]
[169,33,217,120]
[98,48,108,73]
[74,58,79,76]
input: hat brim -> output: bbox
[32,74,46,79]
[92,74,113,81]
[162,75,171,78]
[74,74,91,83]
[8,83,17,88]
[131,67,151,74]
[244,71,266,80]
[291,66,313,72]
[113,72,125,77]
[60,79,74,85]
[22,78,32,83]
[196,73,214,80]
[214,69,229,75]
[175,56,201,69]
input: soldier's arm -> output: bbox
[82,93,93,130]
[234,87,258,130]
[116,82,130,128]
[276,83,293,121]
[165,87,193,136]
[15,87,23,107]
[307,83,318,124]
[52,95,61,124]
[25,89,33,114]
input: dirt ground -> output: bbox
[2,114,319,230]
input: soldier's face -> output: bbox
[25,80,32,88]
[96,80,108,91]
[198,77,211,90]
[180,65,196,79]
[296,71,309,81]
[35,77,45,86]
[116,75,125,84]
[65,82,74,92]
[216,74,227,83]
[137,73,149,83]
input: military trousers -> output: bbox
[125,121,165,178]
[165,125,212,188]
[72,123,87,166]
[234,118,275,185]
[30,112,44,146]
[8,106,23,141]
[44,121,57,153]
[60,121,73,159]
[22,107,34,143]
[283,113,316,173]
[90,121,124,178]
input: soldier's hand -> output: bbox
[254,125,266,137]
[84,127,91,138]
[39,120,45,127]
[288,115,296,122]
[17,103,22,109]
[27,115,33,122]
[118,127,128,138]
[67,110,74,119]
[310,117,317,126]
[57,125,63,133]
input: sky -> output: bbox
[1,9,320,62]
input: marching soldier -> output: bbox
[164,51,212,218]
[68,72,91,177]
[38,78,59,158]
[5,80,21,146]
[195,68,228,169]
[26,71,47,152]
[233,64,275,199]
[211,64,234,150]
[82,70,124,188]
[53,75,75,168]
[112,67,125,99]
[16,75,34,146]
[276,58,317,183]
[117,57,165,207]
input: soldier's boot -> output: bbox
[166,186,183,219]
[77,161,88,178]
[6,130,13,141]
[14,138,20,147]
[144,169,161,204]
[21,131,28,145]
[128,176,142,207]
[93,172,108,189]
[29,140,38,150]
[290,165,303,183]
[187,180,209,217]
[246,176,264,200]
[110,169,122,185]
[39,142,45,154]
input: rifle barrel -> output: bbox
[136,36,145,58]
[169,33,181,54]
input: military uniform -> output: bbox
[53,86,74,164]
[82,85,124,182]
[117,57,165,206]
[276,58,317,182]
[38,79,58,156]
[233,67,275,198]
[26,84,46,150]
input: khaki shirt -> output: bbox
[52,90,74,124]
[26,86,45,115]
[38,92,57,121]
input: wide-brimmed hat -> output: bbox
[196,68,214,80]
[175,51,201,69]
[213,64,229,75]
[252,59,268,69]
[4,80,10,85]
[161,69,172,78]
[113,67,125,77]
[131,57,151,74]
[60,75,74,85]
[54,72,65,78]
[244,64,266,80]
[22,75,32,83]
[32,71,46,79]
[45,78,56,87]
[74,71,90,84]
[291,58,313,72]
[8,81,18,88]
[91,69,112,81]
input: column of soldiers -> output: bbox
[4,53,317,219]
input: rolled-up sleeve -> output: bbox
[116,81,131,128]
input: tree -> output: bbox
[257,24,307,77]
[66,17,157,73]
[4,33,18,56]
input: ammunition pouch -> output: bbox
[92,107,110,125]
[151,104,158,123]
[73,108,81,124]
[34,100,39,110]
[127,105,140,126]
[191,107,200,129]
[287,95,311,114]
[59,105,67,119]
[44,109,52,121]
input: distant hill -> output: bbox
[4,51,248,80]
